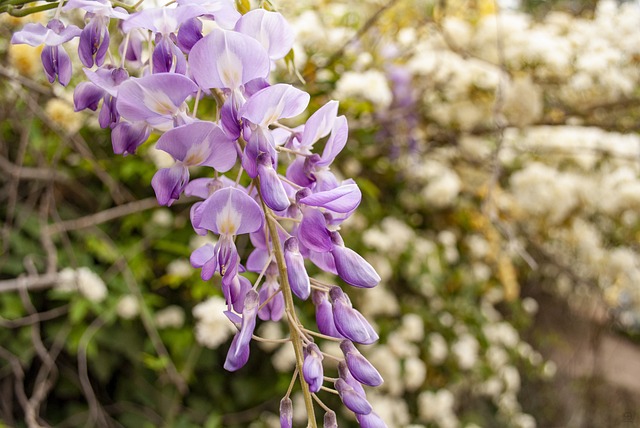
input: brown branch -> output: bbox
[0,273,61,293]
[0,154,70,182]
[45,197,160,235]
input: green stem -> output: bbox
[4,2,59,16]
[257,185,317,428]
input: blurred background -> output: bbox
[2,0,640,426]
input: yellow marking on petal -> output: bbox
[184,142,208,166]
[216,202,241,236]
[142,88,177,116]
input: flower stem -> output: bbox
[257,184,317,428]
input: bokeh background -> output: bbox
[2,0,640,426]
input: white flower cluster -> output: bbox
[192,296,236,349]
[57,267,107,303]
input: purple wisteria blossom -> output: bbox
[11,19,81,86]
[10,1,386,424]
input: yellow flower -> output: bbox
[45,99,83,133]
[8,44,42,79]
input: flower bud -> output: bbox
[284,237,310,300]
[302,343,324,393]
[330,287,378,344]
[340,340,383,387]
[324,410,338,428]
[279,397,293,428]
[334,378,372,415]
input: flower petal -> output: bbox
[189,29,270,90]
[197,187,263,236]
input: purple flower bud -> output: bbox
[224,289,259,371]
[312,291,343,338]
[111,121,150,155]
[299,183,361,213]
[302,343,324,393]
[330,232,380,289]
[338,360,365,396]
[257,153,290,212]
[258,275,284,322]
[335,378,372,415]
[356,411,388,428]
[284,237,310,300]
[324,410,338,428]
[330,287,378,345]
[279,397,293,428]
[340,340,383,387]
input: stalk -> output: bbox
[257,183,317,428]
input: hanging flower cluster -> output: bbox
[11,0,385,425]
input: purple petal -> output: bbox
[338,360,366,396]
[151,165,189,206]
[309,250,337,275]
[258,277,284,322]
[312,291,343,338]
[11,21,81,47]
[240,84,309,127]
[330,239,380,289]
[197,187,263,236]
[189,28,270,90]
[257,153,290,212]
[74,82,104,111]
[185,176,234,199]
[177,0,241,29]
[122,5,205,34]
[340,340,383,387]
[224,289,259,371]
[99,96,119,128]
[84,66,128,97]
[220,97,241,140]
[356,412,388,428]
[116,73,197,126]
[111,121,150,155]
[152,34,187,74]
[56,46,73,86]
[298,208,332,253]
[78,17,109,67]
[189,201,208,236]
[299,183,361,213]
[156,121,236,171]
[335,379,372,415]
[246,247,270,273]
[286,157,314,188]
[190,243,218,280]
[301,100,339,147]
[330,287,378,345]
[63,0,129,19]
[317,115,348,168]
[224,273,251,314]
[284,237,310,300]
[234,9,294,61]
[302,343,324,393]
[177,17,203,52]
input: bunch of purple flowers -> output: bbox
[11,1,386,426]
